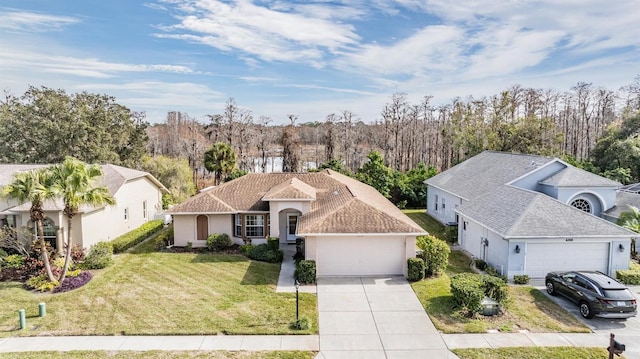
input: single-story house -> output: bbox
[426,151,637,279]
[168,170,427,276]
[1,164,169,251]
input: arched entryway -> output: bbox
[196,215,208,241]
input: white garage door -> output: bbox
[525,242,610,278]
[316,236,405,276]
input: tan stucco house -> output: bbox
[168,170,427,276]
[0,164,169,251]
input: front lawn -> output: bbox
[411,252,590,333]
[0,240,317,336]
[453,347,613,359]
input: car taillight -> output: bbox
[599,298,612,305]
[633,299,637,305]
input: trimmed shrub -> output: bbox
[206,233,232,251]
[110,220,164,253]
[71,244,85,263]
[239,244,253,254]
[1,254,25,269]
[417,235,450,276]
[267,237,280,251]
[82,242,114,269]
[482,275,509,305]
[291,316,311,330]
[450,273,484,315]
[247,244,283,263]
[294,260,316,284]
[53,271,93,293]
[474,259,487,271]
[617,270,640,285]
[513,274,530,285]
[407,257,426,282]
[451,273,509,314]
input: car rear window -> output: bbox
[603,289,633,300]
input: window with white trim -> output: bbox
[234,215,242,237]
[442,197,446,210]
[434,195,439,211]
[245,215,265,237]
[124,208,129,221]
[143,201,147,219]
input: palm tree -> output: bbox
[51,157,115,282]
[618,205,640,256]
[204,142,237,185]
[1,169,57,282]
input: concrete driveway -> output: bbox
[315,276,458,359]
[537,283,640,358]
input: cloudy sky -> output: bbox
[1,0,638,124]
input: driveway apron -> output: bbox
[316,276,458,359]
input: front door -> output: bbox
[286,213,299,242]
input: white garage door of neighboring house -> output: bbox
[525,242,610,278]
[316,237,405,276]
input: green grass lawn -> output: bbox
[0,351,316,359]
[453,347,615,359]
[0,238,317,337]
[402,209,447,239]
[411,251,589,334]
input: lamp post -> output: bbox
[295,280,300,326]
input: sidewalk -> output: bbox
[0,335,319,352]
[275,243,316,293]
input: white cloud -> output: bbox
[0,11,80,31]
[155,0,360,65]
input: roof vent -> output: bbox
[333,190,339,196]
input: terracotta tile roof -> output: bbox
[169,170,426,235]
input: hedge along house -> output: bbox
[0,164,168,251]
[425,151,637,279]
[168,170,427,276]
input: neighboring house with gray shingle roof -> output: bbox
[169,170,427,276]
[426,151,636,279]
[1,164,168,251]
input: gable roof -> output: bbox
[456,185,635,238]
[426,151,555,200]
[539,166,620,187]
[169,170,426,235]
[262,177,316,201]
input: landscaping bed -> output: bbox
[453,347,614,359]
[0,237,317,337]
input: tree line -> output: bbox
[2,77,639,208]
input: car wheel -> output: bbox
[580,301,595,319]
[546,281,556,296]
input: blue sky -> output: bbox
[1,1,639,125]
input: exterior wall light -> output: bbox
[619,243,625,252]
[515,245,520,254]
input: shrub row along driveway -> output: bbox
[316,276,456,359]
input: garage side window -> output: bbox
[434,195,439,211]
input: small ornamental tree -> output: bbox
[417,234,450,276]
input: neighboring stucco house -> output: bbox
[168,170,427,276]
[426,151,637,279]
[0,164,168,251]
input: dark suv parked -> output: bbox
[545,271,637,319]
